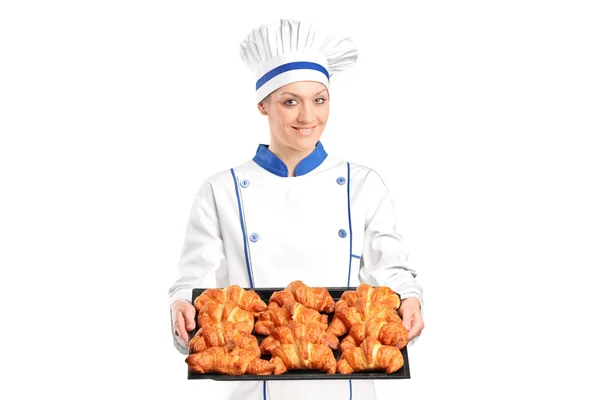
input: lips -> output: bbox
[292,126,316,136]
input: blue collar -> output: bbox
[252,141,328,177]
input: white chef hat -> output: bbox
[239,19,358,103]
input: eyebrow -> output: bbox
[279,89,328,98]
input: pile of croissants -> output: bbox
[185,280,409,376]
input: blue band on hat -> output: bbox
[255,61,329,91]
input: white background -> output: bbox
[1,1,599,399]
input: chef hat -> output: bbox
[239,19,358,103]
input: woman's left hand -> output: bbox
[399,297,424,341]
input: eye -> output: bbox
[315,97,328,104]
[284,99,298,106]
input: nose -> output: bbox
[297,102,315,124]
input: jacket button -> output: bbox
[240,179,250,188]
[249,233,259,242]
[338,229,347,238]
[336,176,346,185]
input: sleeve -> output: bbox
[358,170,424,307]
[168,180,228,354]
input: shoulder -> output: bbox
[342,159,388,191]
[199,160,256,189]
[189,161,249,199]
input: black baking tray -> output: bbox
[187,287,410,381]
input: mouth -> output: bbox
[292,125,317,136]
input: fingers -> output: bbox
[171,299,197,346]
[402,316,412,332]
[399,297,418,332]
[407,310,424,341]
[181,303,197,332]
[174,310,189,343]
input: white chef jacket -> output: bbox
[169,141,423,400]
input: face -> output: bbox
[257,81,330,156]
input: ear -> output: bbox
[257,101,268,116]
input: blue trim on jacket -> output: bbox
[346,162,354,287]
[346,162,354,400]
[230,168,254,288]
[252,141,328,177]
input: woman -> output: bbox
[169,19,424,400]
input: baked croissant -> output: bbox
[327,299,401,337]
[254,302,292,336]
[339,320,409,352]
[189,330,208,353]
[270,280,335,313]
[198,300,255,347]
[260,321,339,355]
[337,337,404,374]
[287,301,329,328]
[342,283,400,310]
[194,285,267,317]
[269,337,337,375]
[190,324,262,355]
[186,346,274,375]
[255,301,328,335]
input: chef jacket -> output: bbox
[169,141,423,400]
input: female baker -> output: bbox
[169,18,424,400]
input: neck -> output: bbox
[268,142,313,177]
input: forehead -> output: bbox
[273,81,328,97]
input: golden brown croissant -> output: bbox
[260,321,339,355]
[255,301,328,335]
[190,325,262,355]
[269,337,337,375]
[339,320,409,352]
[337,337,404,374]
[270,281,335,313]
[197,300,255,347]
[186,330,267,375]
[327,299,401,337]
[335,283,400,311]
[194,285,267,317]
[186,346,274,375]
[286,301,329,329]
[254,302,292,336]
[198,300,254,332]
[189,330,208,353]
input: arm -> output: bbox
[168,180,227,354]
[358,171,424,341]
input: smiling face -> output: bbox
[257,81,330,159]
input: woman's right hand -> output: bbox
[171,299,196,346]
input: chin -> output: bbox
[293,137,320,151]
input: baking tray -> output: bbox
[187,287,410,381]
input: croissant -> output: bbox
[189,330,208,353]
[260,321,339,355]
[255,301,328,335]
[254,302,292,336]
[286,301,329,328]
[334,284,400,313]
[269,337,337,375]
[335,290,358,312]
[328,300,367,337]
[327,299,400,337]
[186,346,274,375]
[194,285,267,317]
[337,337,404,374]
[270,280,335,313]
[190,326,262,355]
[339,320,409,352]
[197,300,255,347]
